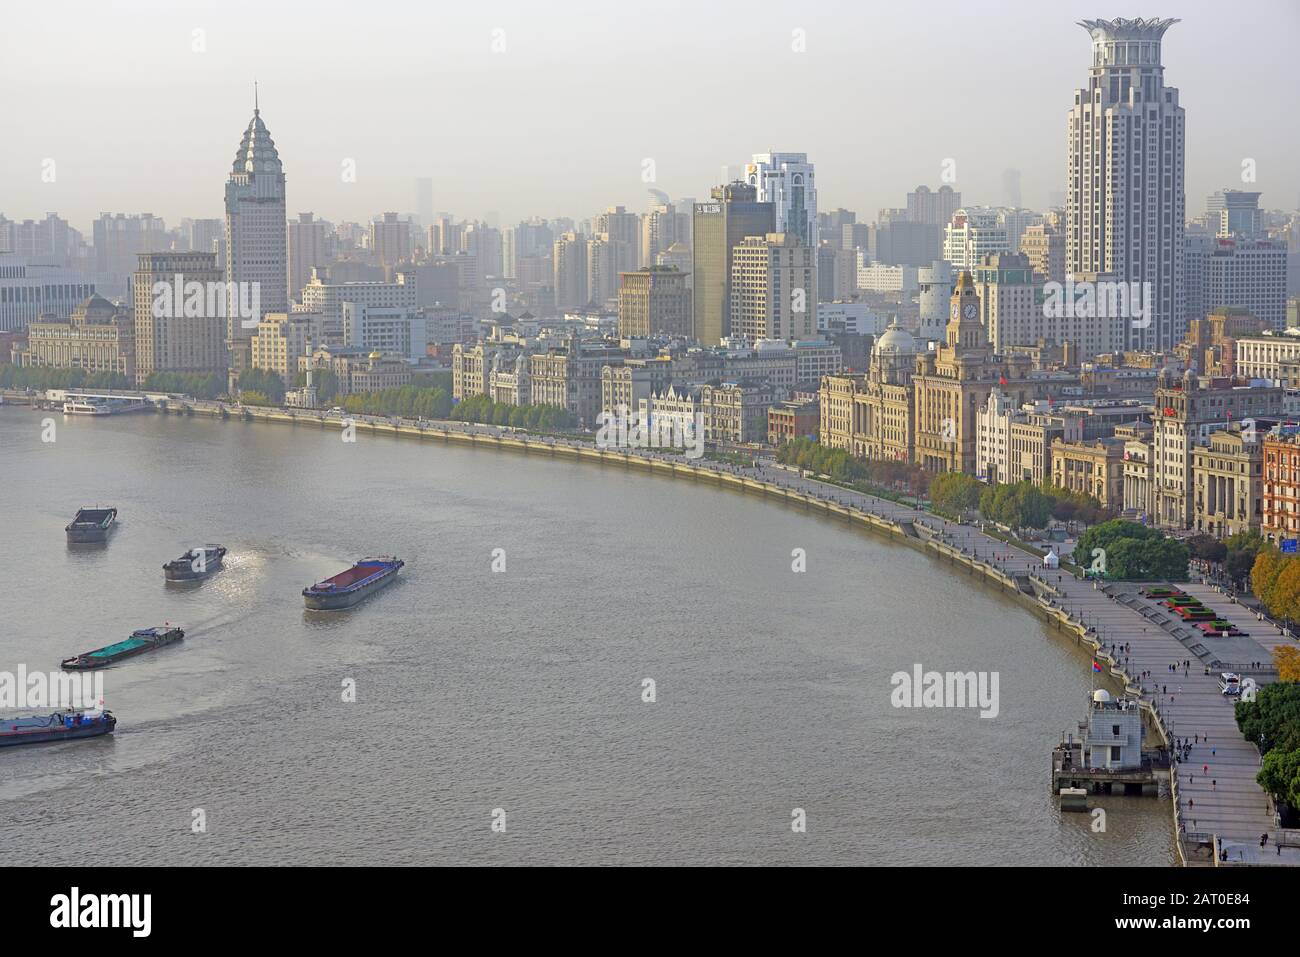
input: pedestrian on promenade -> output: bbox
[1203,764,1208,774]
[1212,780,1216,790]
[1212,748,1216,757]
[1195,734,1199,745]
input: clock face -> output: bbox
[963,303,978,320]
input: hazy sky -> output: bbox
[3,0,1298,232]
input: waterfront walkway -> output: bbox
[729,460,1298,865]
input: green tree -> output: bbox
[1186,533,1228,564]
[1075,519,1187,581]
[930,473,984,513]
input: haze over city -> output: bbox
[6,0,1300,915]
[4,0,1299,228]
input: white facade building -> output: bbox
[1067,18,1185,352]
[745,152,817,248]
[299,274,418,342]
[917,261,954,341]
[817,301,887,337]
[1234,332,1300,385]
[856,258,918,294]
[1206,238,1288,330]
[342,303,427,362]
[976,387,1017,484]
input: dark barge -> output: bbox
[65,506,117,544]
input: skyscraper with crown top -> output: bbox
[224,87,288,375]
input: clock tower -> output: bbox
[946,270,987,353]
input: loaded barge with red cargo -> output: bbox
[303,557,403,610]
[0,709,116,748]
[65,506,117,544]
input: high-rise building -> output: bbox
[943,208,1009,270]
[224,94,288,343]
[975,252,1119,359]
[729,233,817,343]
[288,213,331,304]
[872,209,941,267]
[415,177,434,225]
[691,183,774,346]
[745,153,816,247]
[461,222,503,281]
[1206,238,1288,329]
[595,206,642,272]
[1068,17,1185,351]
[617,267,691,338]
[1207,189,1263,239]
[641,202,689,269]
[817,244,857,302]
[553,232,588,311]
[818,208,857,248]
[0,213,84,268]
[586,235,620,307]
[1019,223,1066,283]
[371,213,412,268]
[906,185,961,228]
[996,208,1044,253]
[0,254,96,333]
[184,219,224,258]
[503,219,553,279]
[133,251,227,385]
[92,213,167,295]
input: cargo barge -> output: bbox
[164,544,227,581]
[303,557,403,610]
[0,709,116,747]
[61,626,184,669]
[65,506,117,544]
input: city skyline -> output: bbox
[3,1,1299,229]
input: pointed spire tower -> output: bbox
[224,86,287,355]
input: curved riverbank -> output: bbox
[168,402,1274,866]
[1,407,1179,865]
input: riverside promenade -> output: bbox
[42,394,1300,865]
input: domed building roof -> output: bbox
[872,318,918,358]
[71,293,120,324]
[232,100,283,177]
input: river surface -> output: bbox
[0,407,1176,865]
